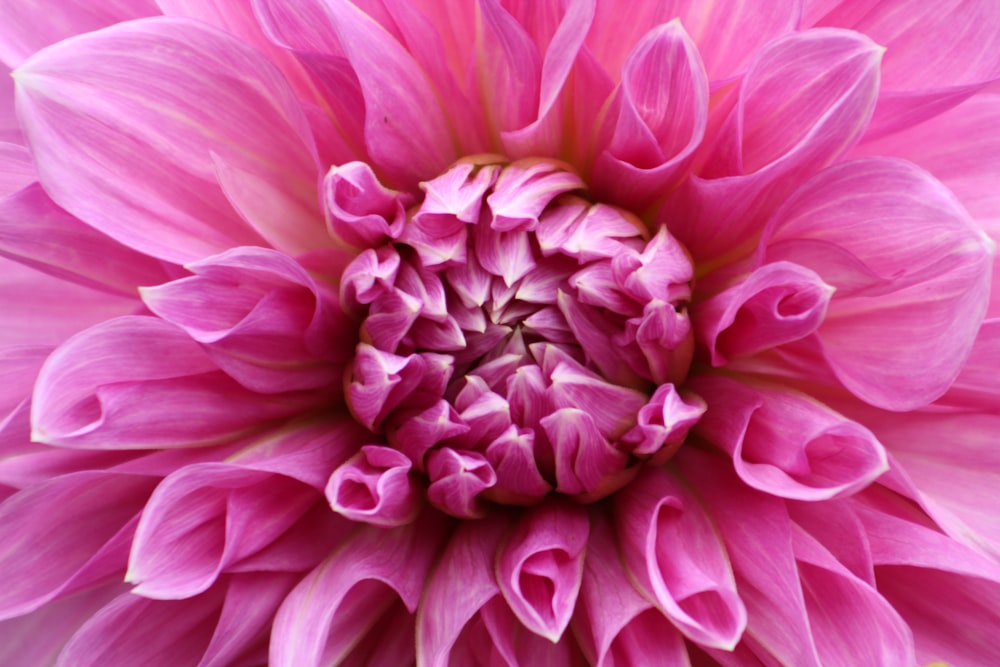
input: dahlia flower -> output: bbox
[1,0,999,665]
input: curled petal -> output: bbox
[31,317,304,448]
[425,447,496,519]
[692,376,888,500]
[483,425,552,504]
[540,408,627,497]
[323,161,412,249]
[271,515,447,667]
[615,466,746,649]
[326,445,422,527]
[385,399,470,470]
[496,500,589,642]
[346,345,451,431]
[620,384,705,460]
[695,261,835,366]
[765,158,995,410]
[14,17,320,262]
[127,464,317,599]
[487,159,584,231]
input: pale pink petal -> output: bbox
[814,0,1000,136]
[692,376,888,500]
[575,511,691,667]
[665,28,882,260]
[615,465,746,649]
[0,257,139,348]
[0,142,33,197]
[323,161,413,249]
[326,444,423,527]
[270,515,447,667]
[792,525,916,665]
[126,464,319,599]
[141,246,352,394]
[0,0,159,68]
[0,63,22,144]
[694,261,835,366]
[0,471,155,619]
[56,583,226,667]
[31,316,306,448]
[764,158,994,410]
[496,500,589,642]
[590,20,709,212]
[0,183,171,295]
[14,17,320,263]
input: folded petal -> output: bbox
[14,17,320,263]
[31,316,306,448]
[496,500,589,642]
[692,376,888,500]
[270,514,447,667]
[764,158,994,410]
[326,444,423,527]
[615,465,746,649]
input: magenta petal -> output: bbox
[14,17,319,263]
[695,261,835,366]
[496,500,588,642]
[270,514,447,667]
[765,158,994,410]
[127,464,317,599]
[0,142,34,197]
[323,161,412,249]
[31,316,304,448]
[693,376,888,500]
[417,514,508,667]
[425,447,497,518]
[575,512,689,667]
[0,471,155,619]
[540,408,627,496]
[326,445,422,527]
[615,465,746,649]
[0,183,171,295]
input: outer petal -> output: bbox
[14,17,322,263]
[813,0,1000,136]
[615,465,746,649]
[764,158,994,410]
[31,316,306,449]
[0,63,22,144]
[0,0,159,68]
[271,514,447,667]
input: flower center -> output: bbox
[331,157,705,522]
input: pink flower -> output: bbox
[1,1,998,665]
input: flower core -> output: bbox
[331,157,706,522]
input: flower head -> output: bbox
[1,1,999,665]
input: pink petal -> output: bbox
[575,511,690,667]
[0,142,33,197]
[417,514,508,667]
[56,583,226,666]
[0,471,155,619]
[0,0,159,68]
[764,158,994,410]
[323,161,412,249]
[615,465,746,649]
[141,246,351,394]
[496,500,589,642]
[482,425,553,504]
[694,261,835,366]
[31,316,306,448]
[127,464,318,599]
[425,447,497,518]
[315,0,457,188]
[665,28,882,260]
[0,63,22,144]
[540,408,627,496]
[271,515,447,667]
[384,399,470,470]
[0,183,172,296]
[590,20,709,212]
[326,444,422,527]
[692,376,888,500]
[14,17,320,263]
[814,0,1000,136]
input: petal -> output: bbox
[31,316,306,448]
[614,465,746,649]
[326,444,423,527]
[270,514,447,667]
[426,447,497,519]
[691,376,888,500]
[323,161,412,249]
[0,0,159,68]
[0,142,33,196]
[665,28,882,260]
[127,464,318,599]
[0,471,155,619]
[14,17,320,263]
[764,158,994,410]
[496,500,589,642]
[0,64,22,144]
[694,261,835,366]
